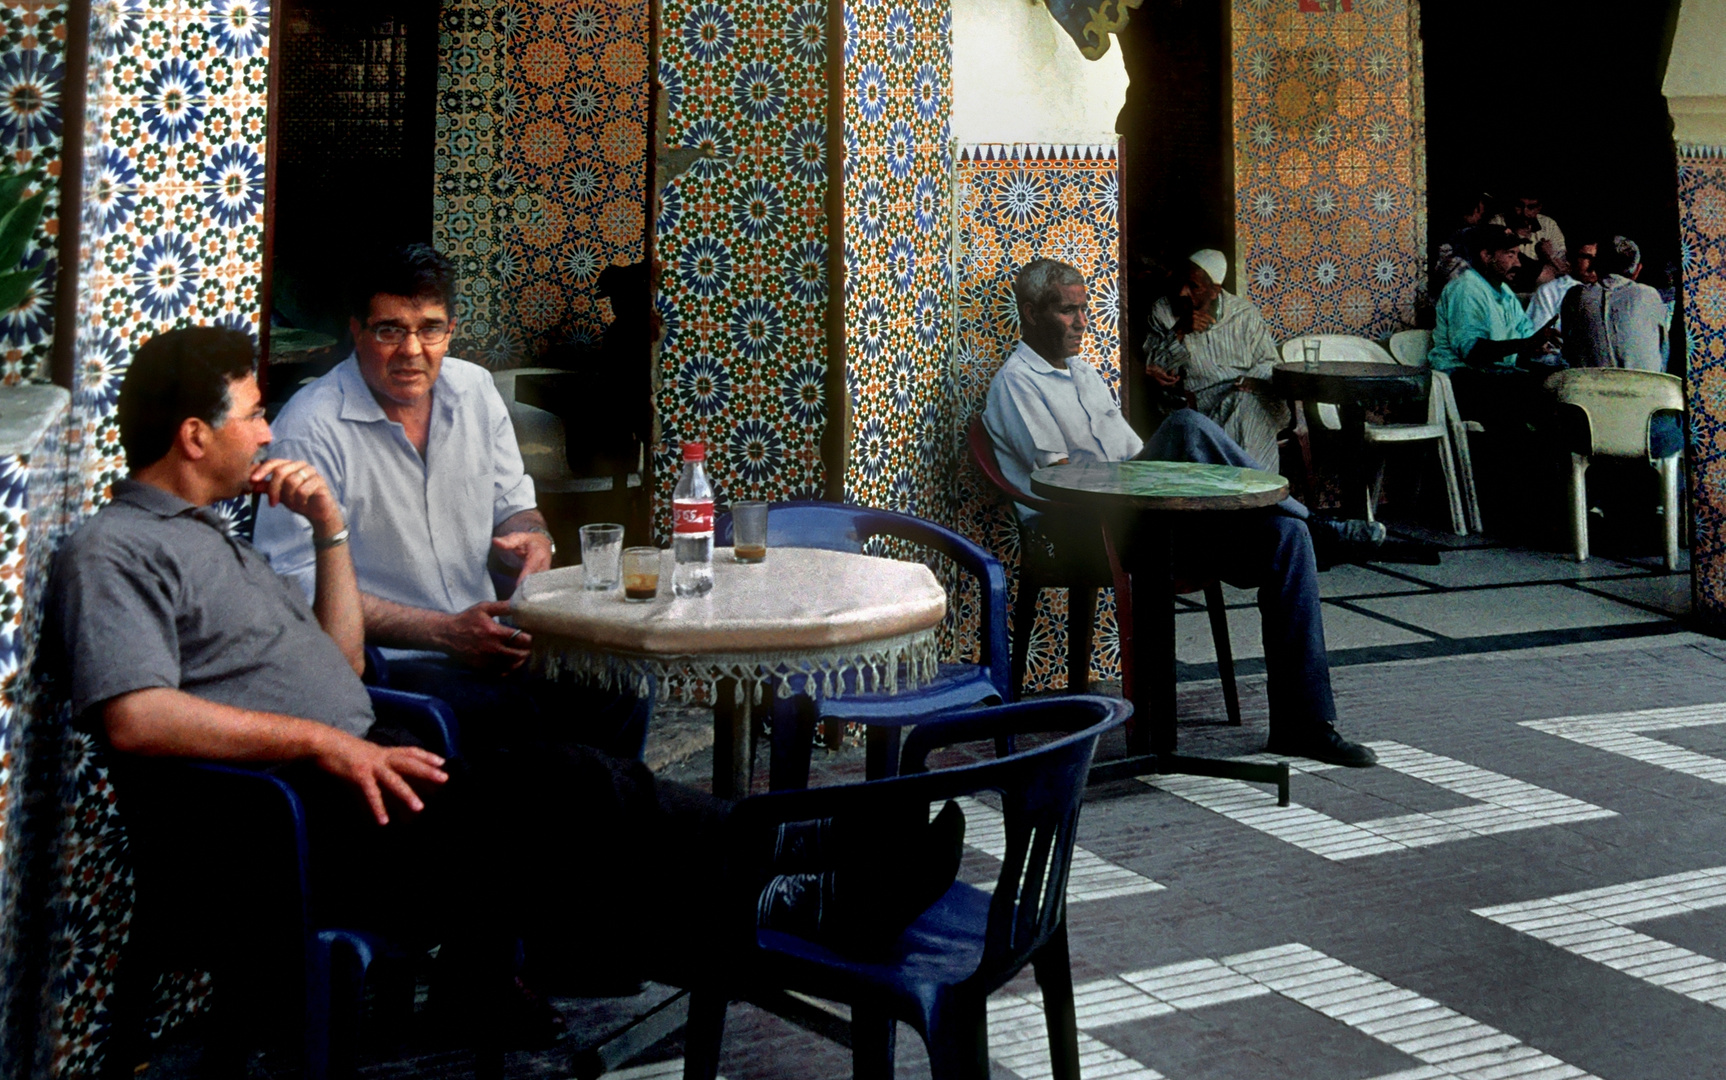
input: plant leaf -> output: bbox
[0,267,42,313]
[0,175,31,217]
[0,190,48,272]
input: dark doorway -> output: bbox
[267,0,438,364]
[1423,0,1682,338]
[1115,0,1235,432]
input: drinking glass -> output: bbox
[732,501,769,563]
[622,546,661,602]
[1302,337,1322,364]
[579,523,625,590]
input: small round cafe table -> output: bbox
[1271,360,1428,519]
[510,546,947,798]
[1032,460,1293,801]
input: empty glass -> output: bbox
[732,501,768,563]
[579,523,624,590]
[622,546,661,602]
[1302,337,1322,364]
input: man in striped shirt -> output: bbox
[1142,249,1288,471]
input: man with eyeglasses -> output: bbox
[255,244,645,764]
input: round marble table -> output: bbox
[511,546,948,796]
[1272,360,1429,518]
[1031,461,1291,800]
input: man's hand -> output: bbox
[252,457,344,539]
[310,728,448,826]
[436,599,532,670]
[492,530,553,583]
[1145,364,1182,388]
[1233,376,1275,395]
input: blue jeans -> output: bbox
[1136,410,1336,733]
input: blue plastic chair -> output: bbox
[674,695,1131,1080]
[103,687,458,1080]
[713,501,1012,784]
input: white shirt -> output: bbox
[254,354,538,631]
[1525,274,1578,336]
[982,340,1142,520]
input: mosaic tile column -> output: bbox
[953,143,1121,690]
[434,0,651,367]
[0,385,73,1079]
[1679,146,1726,627]
[653,0,833,528]
[1232,0,1424,340]
[840,0,953,522]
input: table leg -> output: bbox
[712,677,750,799]
[1339,403,1371,520]
[1125,516,1177,756]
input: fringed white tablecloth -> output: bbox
[512,547,948,703]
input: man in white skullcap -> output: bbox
[1143,249,1288,471]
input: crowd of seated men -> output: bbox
[1426,189,1677,530]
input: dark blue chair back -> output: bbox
[714,500,1011,704]
[675,696,1130,1080]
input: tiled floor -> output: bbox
[157,542,1726,1080]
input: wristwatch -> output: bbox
[529,526,557,557]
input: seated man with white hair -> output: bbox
[984,258,1400,768]
[1142,249,1288,472]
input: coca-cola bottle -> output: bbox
[671,441,714,597]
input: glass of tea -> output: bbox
[732,501,768,563]
[622,546,661,602]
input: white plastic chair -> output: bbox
[492,367,580,487]
[1546,368,1685,570]
[1279,334,1467,534]
[1390,329,1483,533]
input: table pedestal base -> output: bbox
[1088,753,1290,806]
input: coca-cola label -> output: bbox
[673,499,714,535]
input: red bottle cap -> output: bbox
[681,441,706,462]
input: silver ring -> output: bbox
[508,628,523,642]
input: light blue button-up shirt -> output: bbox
[254,354,537,621]
[982,340,1142,522]
[1430,267,1534,372]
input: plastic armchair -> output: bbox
[1280,334,1469,533]
[965,417,1242,725]
[103,686,458,1080]
[713,500,1011,784]
[1546,368,1686,570]
[673,695,1132,1080]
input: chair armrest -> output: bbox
[362,645,391,687]
[366,687,460,759]
[899,696,1131,774]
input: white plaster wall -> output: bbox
[951,0,1129,146]
[1665,0,1726,145]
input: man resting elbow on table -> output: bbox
[982,258,1385,768]
[251,244,643,760]
[46,328,969,1045]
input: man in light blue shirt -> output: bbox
[983,259,1392,768]
[255,246,641,758]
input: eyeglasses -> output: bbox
[367,322,450,346]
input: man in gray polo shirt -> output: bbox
[252,245,639,755]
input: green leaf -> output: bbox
[0,267,41,313]
[0,190,48,272]
[0,175,31,217]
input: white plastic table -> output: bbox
[511,546,948,797]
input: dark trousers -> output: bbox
[382,657,651,762]
[282,727,731,978]
[1034,410,1335,735]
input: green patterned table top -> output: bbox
[1030,460,1289,510]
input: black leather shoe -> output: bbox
[1310,518,1386,570]
[1265,725,1378,767]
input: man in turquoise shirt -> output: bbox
[1430,224,1561,531]
[1430,225,1556,373]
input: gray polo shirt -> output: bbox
[253,354,537,619]
[1561,275,1670,373]
[49,479,375,738]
